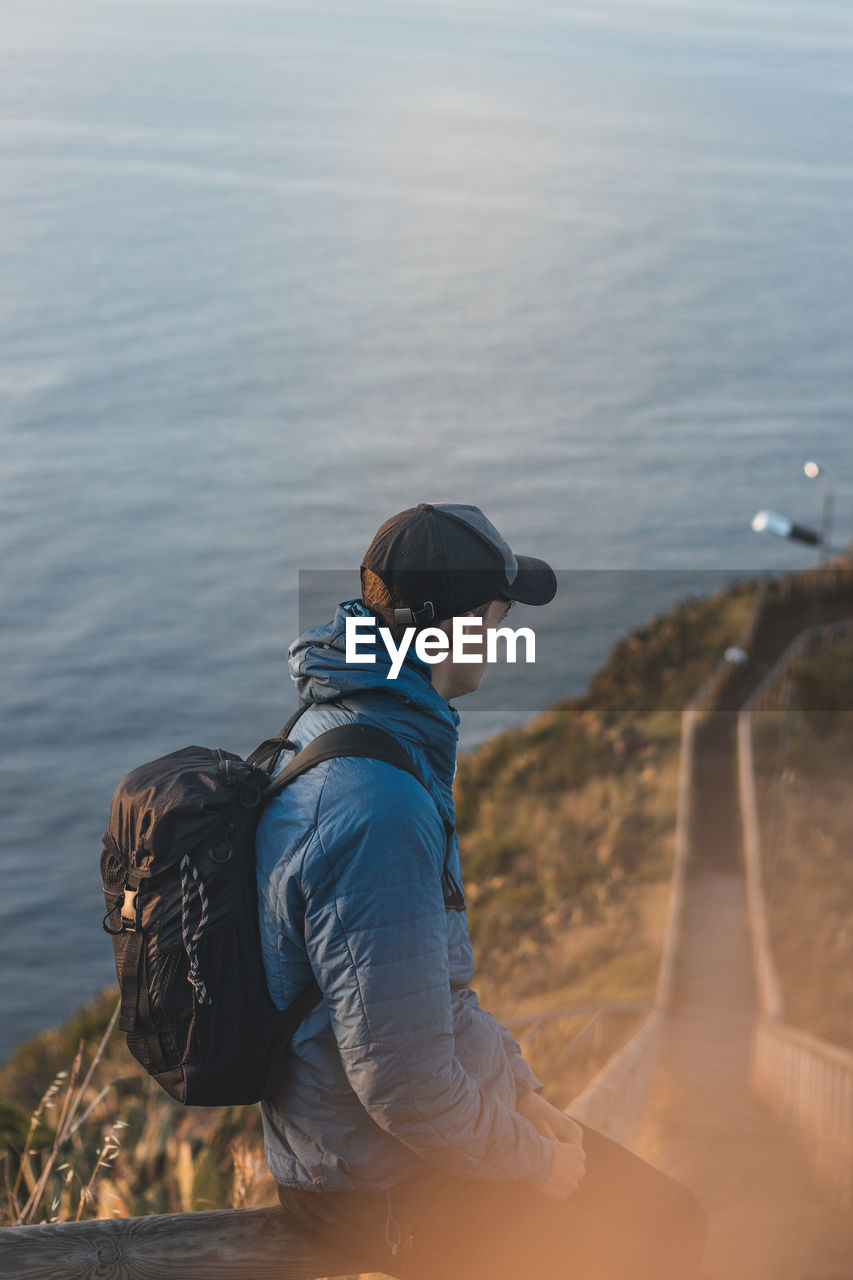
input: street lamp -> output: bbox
[750,509,821,547]
[752,466,841,629]
[803,461,834,568]
[751,507,825,627]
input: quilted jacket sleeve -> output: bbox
[452,986,544,1098]
[502,1031,546,1097]
[478,999,545,1097]
[301,758,553,1185]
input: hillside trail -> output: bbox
[633,712,853,1280]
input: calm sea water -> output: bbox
[2,0,853,1060]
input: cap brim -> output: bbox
[505,555,557,606]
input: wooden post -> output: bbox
[0,1207,366,1280]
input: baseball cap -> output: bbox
[361,502,557,626]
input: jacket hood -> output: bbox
[288,599,460,771]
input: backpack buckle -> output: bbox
[120,886,142,931]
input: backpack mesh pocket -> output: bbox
[185,923,246,1062]
[147,942,192,1066]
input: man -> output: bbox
[256,502,707,1279]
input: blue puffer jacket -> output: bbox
[255,599,553,1192]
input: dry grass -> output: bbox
[459,710,680,1026]
[752,693,853,1049]
[0,992,283,1227]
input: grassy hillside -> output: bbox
[456,578,756,1103]
[0,578,757,1226]
[751,643,853,1049]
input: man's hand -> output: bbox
[517,1090,584,1146]
[517,1091,586,1200]
[540,1134,587,1200]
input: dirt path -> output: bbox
[634,716,853,1280]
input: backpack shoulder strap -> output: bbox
[264,723,427,800]
[247,703,312,771]
[264,721,460,904]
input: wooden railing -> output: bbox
[0,1206,357,1279]
[752,1022,853,1212]
[736,708,785,1022]
[738,617,853,1210]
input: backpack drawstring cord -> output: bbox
[180,855,210,1004]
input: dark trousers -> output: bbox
[277,1123,709,1280]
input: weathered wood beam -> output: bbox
[0,1207,367,1280]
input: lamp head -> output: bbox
[751,510,793,539]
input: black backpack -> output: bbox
[100,705,428,1107]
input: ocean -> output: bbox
[2,0,852,1060]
